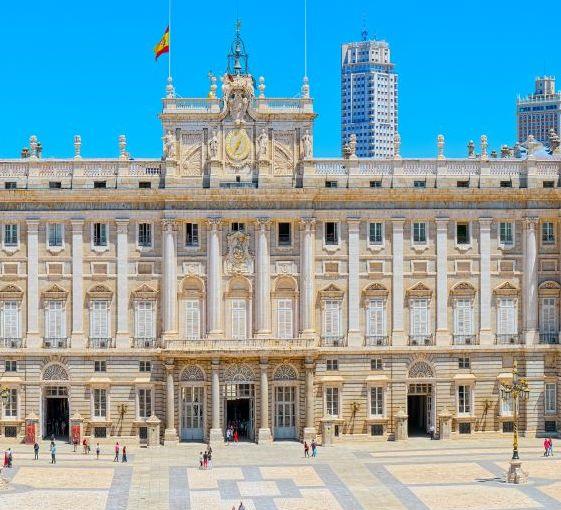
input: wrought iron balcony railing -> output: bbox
[43,337,69,349]
[495,333,522,345]
[320,335,347,347]
[364,335,389,346]
[132,337,159,349]
[453,335,478,345]
[88,337,113,349]
[539,332,559,344]
[0,338,22,348]
[408,334,434,346]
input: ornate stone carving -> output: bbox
[0,284,23,300]
[42,363,69,381]
[302,129,313,160]
[163,130,177,161]
[275,261,297,275]
[273,364,298,381]
[162,219,178,233]
[406,282,432,298]
[408,360,434,379]
[257,129,268,160]
[42,283,68,300]
[183,262,203,277]
[224,363,256,382]
[180,365,205,382]
[524,217,539,230]
[494,281,519,297]
[224,231,253,275]
[538,281,561,297]
[131,284,158,300]
[255,217,272,231]
[363,283,389,299]
[86,284,113,300]
[208,129,219,160]
[450,281,476,297]
[228,90,250,125]
[115,220,129,234]
[299,217,316,231]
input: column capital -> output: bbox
[347,217,361,231]
[392,217,405,227]
[206,217,223,230]
[435,217,449,230]
[115,218,129,234]
[299,217,316,231]
[162,218,179,233]
[255,217,272,230]
[524,216,539,230]
[259,356,269,367]
[211,358,220,367]
[70,219,85,233]
[26,219,40,233]
[478,217,493,230]
[164,361,175,373]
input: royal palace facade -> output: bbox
[1,41,561,447]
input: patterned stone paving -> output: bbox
[3,438,561,509]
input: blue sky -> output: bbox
[0,0,558,159]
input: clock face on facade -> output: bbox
[225,128,251,162]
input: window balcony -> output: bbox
[365,335,389,346]
[0,338,22,348]
[320,335,347,347]
[495,334,522,345]
[453,335,478,346]
[539,332,559,344]
[408,334,434,346]
[43,337,69,349]
[88,337,114,349]
[132,337,159,349]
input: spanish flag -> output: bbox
[154,27,170,61]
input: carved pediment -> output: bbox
[450,281,476,297]
[407,282,432,298]
[131,284,158,300]
[363,283,389,298]
[319,284,344,302]
[539,280,561,297]
[0,284,23,300]
[42,283,68,300]
[494,281,519,297]
[87,284,113,300]
[180,276,204,298]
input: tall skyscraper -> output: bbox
[341,31,398,158]
[517,76,561,145]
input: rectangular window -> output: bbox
[135,301,155,339]
[458,385,472,414]
[371,358,383,370]
[93,388,107,418]
[325,222,339,245]
[366,299,385,337]
[93,223,108,247]
[4,388,17,418]
[542,222,555,244]
[185,223,199,247]
[139,361,151,373]
[370,387,384,416]
[545,383,557,413]
[543,181,555,188]
[499,222,514,246]
[323,300,341,338]
[93,181,106,189]
[456,181,469,188]
[277,299,293,339]
[1,301,19,339]
[454,299,473,336]
[184,299,201,340]
[458,357,470,369]
[370,180,382,188]
[501,395,513,416]
[369,222,383,245]
[326,359,338,371]
[47,224,63,247]
[45,300,65,339]
[456,223,470,245]
[326,387,339,417]
[5,360,17,372]
[138,223,152,248]
[139,181,151,189]
[412,222,427,244]
[325,181,338,188]
[541,297,558,335]
[410,298,429,335]
[413,180,426,188]
[49,181,62,189]
[278,222,291,246]
[94,360,107,372]
[497,298,517,335]
[4,182,16,190]
[4,224,18,247]
[231,299,247,340]
[90,300,109,339]
[500,180,512,188]
[231,222,245,232]
[138,388,152,419]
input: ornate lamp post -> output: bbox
[0,386,10,489]
[500,360,530,483]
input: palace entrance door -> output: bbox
[180,386,204,441]
[274,386,296,439]
[224,383,255,441]
[407,383,433,436]
[44,386,69,440]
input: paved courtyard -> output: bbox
[2,437,561,509]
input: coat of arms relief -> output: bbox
[224,231,254,275]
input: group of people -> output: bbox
[225,425,239,445]
[231,503,245,510]
[544,437,554,456]
[113,442,128,462]
[46,419,67,438]
[303,440,318,458]
[198,446,213,469]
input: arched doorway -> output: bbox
[41,363,70,440]
[407,360,435,437]
[223,364,256,441]
[273,364,299,440]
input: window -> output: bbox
[499,222,514,246]
[135,301,155,339]
[458,357,470,369]
[545,383,557,414]
[501,394,513,416]
[278,222,291,246]
[137,223,152,248]
[370,387,384,416]
[323,300,341,339]
[368,222,383,245]
[457,181,469,188]
[326,387,339,417]
[1,301,19,339]
[49,181,62,189]
[184,299,201,340]
[90,300,109,339]
[412,222,427,244]
[277,299,293,339]
[413,180,426,188]
[500,180,512,188]
[231,299,247,340]
[93,223,108,247]
[139,361,151,372]
[497,298,517,335]
[371,358,383,370]
[326,359,338,371]
[93,181,107,189]
[4,388,17,418]
[543,181,555,188]
[369,180,382,188]
[138,388,152,419]
[542,222,555,244]
[93,388,107,418]
[45,300,65,339]
[454,299,473,336]
[47,223,63,247]
[458,385,472,415]
[185,223,199,247]
[4,182,16,190]
[94,360,107,372]
[366,299,385,338]
[139,181,152,189]
[410,298,429,336]
[456,223,470,245]
[325,181,338,188]
[4,224,18,247]
[5,360,17,372]
[324,222,339,245]
[231,222,245,232]
[541,297,558,339]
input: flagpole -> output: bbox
[304,0,308,78]
[168,0,172,79]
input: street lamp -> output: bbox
[500,360,530,483]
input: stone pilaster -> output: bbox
[207,218,223,338]
[163,361,178,444]
[523,217,539,344]
[26,219,40,348]
[209,359,223,445]
[303,359,317,441]
[71,219,85,348]
[115,219,129,348]
[258,359,272,443]
[162,219,178,340]
[391,219,405,345]
[347,218,362,346]
[435,218,449,345]
[479,218,493,345]
[300,218,316,337]
[255,218,272,337]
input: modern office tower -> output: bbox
[341,31,398,158]
[517,76,561,145]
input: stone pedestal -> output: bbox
[146,415,161,447]
[506,460,528,484]
[209,428,223,447]
[70,412,84,445]
[395,409,408,441]
[438,409,453,440]
[257,428,272,444]
[322,420,335,446]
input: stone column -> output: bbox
[303,359,316,441]
[524,217,539,344]
[435,218,449,345]
[162,219,178,339]
[258,359,272,443]
[391,219,405,345]
[347,218,361,346]
[207,218,223,337]
[479,218,493,345]
[300,218,316,336]
[71,220,85,348]
[209,359,222,445]
[26,219,40,348]
[255,218,272,337]
[115,219,129,348]
[163,362,178,444]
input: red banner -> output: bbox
[25,423,36,444]
[71,425,81,445]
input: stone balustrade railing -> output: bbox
[163,97,313,114]
[165,337,318,351]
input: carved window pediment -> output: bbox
[450,282,476,297]
[131,284,158,301]
[223,363,256,383]
[407,282,432,298]
[272,276,298,298]
[319,284,344,301]
[87,284,113,301]
[363,283,389,299]
[180,276,205,298]
[408,360,434,379]
[42,363,69,381]
[180,365,205,382]
[494,281,519,297]
[539,280,561,297]
[0,284,23,300]
[273,364,298,381]
[42,283,68,300]
[225,276,251,299]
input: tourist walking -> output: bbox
[73,436,78,452]
[549,437,554,456]
[199,451,203,469]
[233,428,239,445]
[121,446,127,463]
[208,449,213,469]
[203,451,208,469]
[311,439,317,458]
[50,443,57,464]
[226,427,232,445]
[7,449,13,468]
[96,443,101,460]
[304,441,310,458]
[34,442,39,460]
[2,449,8,468]
[83,438,88,454]
[114,442,120,462]
[429,424,435,440]
[544,437,550,456]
